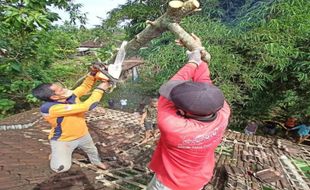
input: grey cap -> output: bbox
[159,80,188,100]
[159,80,224,115]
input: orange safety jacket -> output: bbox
[40,75,103,141]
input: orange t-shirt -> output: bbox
[40,75,103,141]
[285,117,297,128]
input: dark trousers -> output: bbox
[144,122,157,131]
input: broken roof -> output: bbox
[79,40,103,48]
[0,108,309,190]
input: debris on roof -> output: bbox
[79,38,103,48]
[0,108,41,130]
[0,108,309,190]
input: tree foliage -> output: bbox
[0,0,86,116]
[104,0,310,127]
[103,0,169,38]
[234,0,310,120]
[1,0,309,127]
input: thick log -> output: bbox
[109,0,209,64]
[167,23,211,62]
[121,57,144,71]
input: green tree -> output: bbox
[0,0,85,116]
[233,0,310,119]
[103,0,310,128]
[103,0,169,38]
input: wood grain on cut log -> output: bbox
[169,1,184,9]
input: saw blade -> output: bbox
[108,41,127,79]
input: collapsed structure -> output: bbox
[0,108,309,190]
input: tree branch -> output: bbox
[108,0,210,64]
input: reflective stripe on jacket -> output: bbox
[41,75,103,141]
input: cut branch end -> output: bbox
[146,20,156,26]
[183,0,200,10]
[169,1,184,9]
[192,0,200,8]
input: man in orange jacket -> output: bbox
[32,69,109,173]
[147,34,231,190]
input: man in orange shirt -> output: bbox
[32,69,109,173]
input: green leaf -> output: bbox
[10,62,21,72]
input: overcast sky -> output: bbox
[52,0,127,28]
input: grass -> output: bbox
[291,159,310,179]
[262,186,273,190]
[215,146,233,156]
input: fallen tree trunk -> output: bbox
[110,0,210,67]
[121,57,144,71]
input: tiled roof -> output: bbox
[207,130,310,190]
[0,108,309,190]
[0,109,41,130]
[79,40,103,48]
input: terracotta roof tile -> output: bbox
[1,109,310,189]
